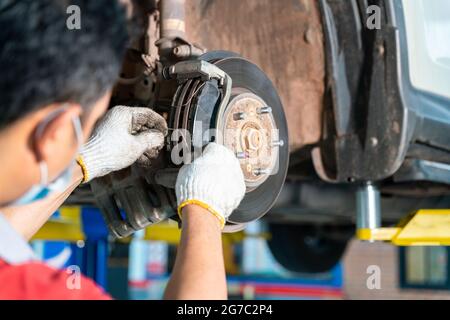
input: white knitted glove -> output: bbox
[175,143,246,229]
[77,106,168,183]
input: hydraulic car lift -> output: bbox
[356,183,450,246]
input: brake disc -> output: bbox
[169,51,289,224]
[210,55,289,223]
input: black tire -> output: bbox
[268,224,349,274]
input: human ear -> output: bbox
[34,104,82,179]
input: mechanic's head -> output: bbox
[0,0,129,205]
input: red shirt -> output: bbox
[0,260,111,300]
[0,214,111,300]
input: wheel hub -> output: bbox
[222,92,280,190]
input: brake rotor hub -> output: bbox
[222,92,279,190]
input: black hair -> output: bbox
[0,0,129,129]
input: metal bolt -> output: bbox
[253,168,271,176]
[305,28,315,44]
[370,137,379,147]
[378,44,385,57]
[233,112,246,121]
[236,152,247,159]
[257,107,272,115]
[271,140,285,147]
[173,45,191,58]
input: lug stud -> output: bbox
[254,168,271,176]
[233,112,246,121]
[271,140,285,147]
[257,107,272,115]
[236,152,247,159]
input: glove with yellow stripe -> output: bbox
[77,106,168,183]
[175,143,246,229]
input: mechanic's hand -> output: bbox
[175,143,246,229]
[77,106,168,183]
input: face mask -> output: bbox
[10,110,83,206]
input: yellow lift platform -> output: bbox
[357,209,450,246]
[355,183,450,246]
